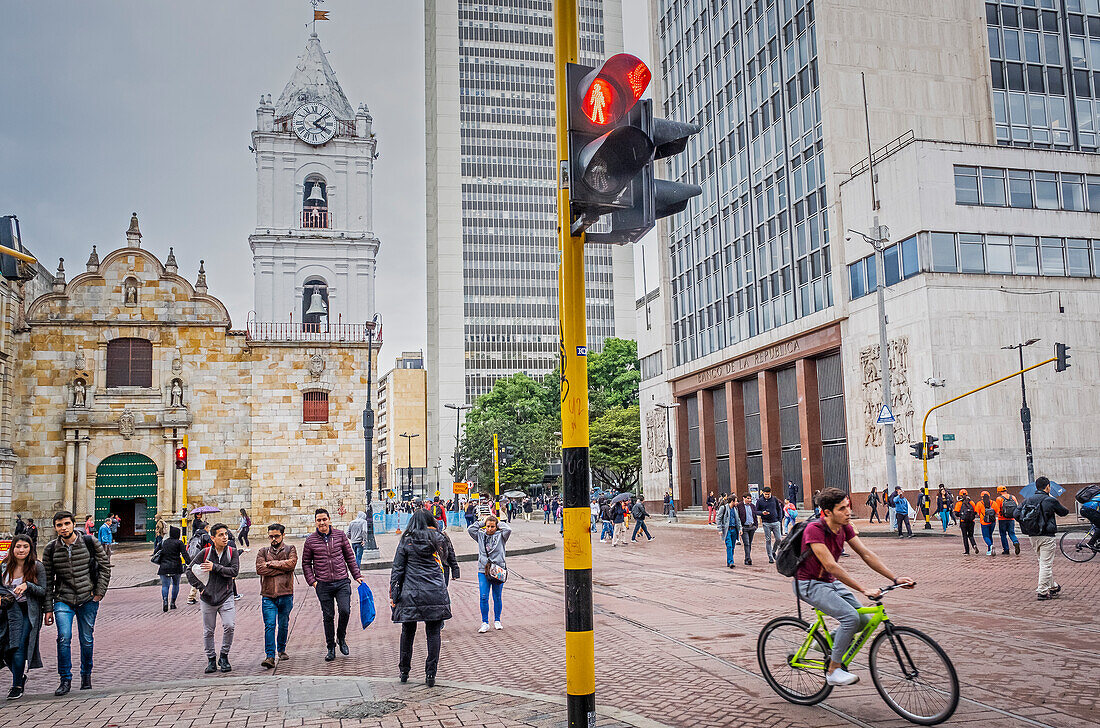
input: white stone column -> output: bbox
[76,433,89,519]
[63,434,76,513]
[163,435,176,517]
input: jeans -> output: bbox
[544,510,550,523]
[761,521,782,561]
[200,598,235,658]
[723,530,738,566]
[740,528,755,561]
[465,514,477,527]
[160,574,181,604]
[868,503,881,523]
[796,579,869,664]
[600,521,613,541]
[631,520,652,540]
[939,509,950,531]
[980,522,995,549]
[399,620,443,677]
[238,527,250,548]
[261,594,293,658]
[896,513,912,536]
[316,579,352,648]
[960,520,977,553]
[1031,535,1057,594]
[352,543,364,567]
[10,603,29,686]
[477,571,503,623]
[784,513,796,534]
[54,599,98,679]
[998,520,1019,552]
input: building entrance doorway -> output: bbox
[95,453,158,542]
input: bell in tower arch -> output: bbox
[305,288,328,316]
[306,183,325,204]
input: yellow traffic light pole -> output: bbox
[492,432,501,498]
[554,2,595,726]
[180,434,188,544]
[920,356,1057,521]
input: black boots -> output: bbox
[399,671,409,683]
[218,654,232,673]
[425,674,436,688]
[205,657,218,674]
[54,679,71,696]
[80,674,92,690]
[338,640,350,656]
[325,646,336,661]
[163,599,169,613]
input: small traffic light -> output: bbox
[0,216,36,282]
[925,435,939,461]
[1055,342,1071,372]
[566,54,702,244]
[909,442,924,460]
[175,446,188,470]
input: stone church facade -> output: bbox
[9,216,376,537]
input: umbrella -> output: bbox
[610,492,634,504]
[1020,480,1065,498]
[188,506,220,516]
[503,490,525,498]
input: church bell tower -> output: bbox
[250,32,379,329]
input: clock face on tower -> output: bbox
[292,102,336,145]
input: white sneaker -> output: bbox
[478,623,489,633]
[826,668,860,686]
[494,621,503,630]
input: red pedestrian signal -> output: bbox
[576,54,651,128]
[175,446,187,470]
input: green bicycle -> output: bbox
[757,583,959,725]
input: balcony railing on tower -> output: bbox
[246,321,374,342]
[301,208,329,229]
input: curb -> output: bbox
[12,674,671,728]
[112,542,558,590]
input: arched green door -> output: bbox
[95,453,158,541]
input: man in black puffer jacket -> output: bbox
[390,510,453,686]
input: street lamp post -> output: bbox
[362,314,381,559]
[400,432,420,499]
[444,402,471,487]
[1002,338,1040,485]
[656,403,679,519]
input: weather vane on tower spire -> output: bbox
[310,0,329,35]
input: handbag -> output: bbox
[149,548,162,564]
[484,560,507,583]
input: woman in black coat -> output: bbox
[155,526,187,612]
[390,509,452,686]
[1,534,46,699]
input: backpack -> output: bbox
[999,495,1017,520]
[957,499,976,521]
[430,503,444,519]
[1075,484,1100,505]
[45,535,100,591]
[774,518,819,577]
[1016,497,1046,536]
[187,533,209,561]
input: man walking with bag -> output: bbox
[1017,476,1069,600]
[256,523,297,669]
[302,508,366,661]
[346,511,368,568]
[755,486,783,564]
[185,523,240,674]
[630,497,654,542]
[42,510,112,695]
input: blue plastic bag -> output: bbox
[358,580,376,628]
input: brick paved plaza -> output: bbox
[6,519,1098,728]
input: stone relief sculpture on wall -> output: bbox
[860,336,915,448]
[172,348,183,374]
[118,410,136,439]
[72,378,87,408]
[308,353,325,380]
[645,408,668,473]
[170,378,184,408]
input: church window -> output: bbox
[106,338,153,388]
[302,277,329,332]
[302,175,329,229]
[303,390,329,423]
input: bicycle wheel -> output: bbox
[869,625,959,725]
[1059,531,1097,563]
[757,617,833,705]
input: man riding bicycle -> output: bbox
[1081,490,1100,548]
[796,487,914,687]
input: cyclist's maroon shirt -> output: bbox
[797,520,855,581]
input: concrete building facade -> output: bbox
[425,0,636,501]
[641,0,1100,509]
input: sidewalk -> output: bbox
[109,521,557,588]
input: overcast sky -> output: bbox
[1,0,656,367]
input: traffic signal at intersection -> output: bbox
[909,442,924,460]
[175,446,188,470]
[925,435,939,460]
[1055,342,1071,372]
[565,54,702,244]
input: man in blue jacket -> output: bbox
[716,495,741,568]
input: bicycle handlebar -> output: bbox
[870,581,916,600]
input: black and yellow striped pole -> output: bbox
[554,2,595,726]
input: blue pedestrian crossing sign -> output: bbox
[876,404,896,425]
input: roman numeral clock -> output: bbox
[292,102,336,145]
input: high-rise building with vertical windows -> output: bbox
[637,0,1099,513]
[425,0,635,494]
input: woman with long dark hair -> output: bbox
[237,509,251,548]
[153,526,187,611]
[866,487,882,523]
[390,509,452,686]
[1,534,46,699]
[936,485,953,532]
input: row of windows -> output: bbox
[848,237,920,300]
[954,165,1100,210]
[930,231,1100,277]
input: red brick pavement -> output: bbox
[14,519,1099,728]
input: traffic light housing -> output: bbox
[0,216,35,282]
[925,435,939,461]
[566,54,702,244]
[909,442,924,460]
[175,446,188,470]
[1055,342,1071,372]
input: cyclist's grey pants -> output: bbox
[796,579,869,664]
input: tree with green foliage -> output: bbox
[589,404,641,492]
[586,338,640,419]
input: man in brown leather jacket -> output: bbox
[256,523,297,668]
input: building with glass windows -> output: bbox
[639,0,1100,511]
[425,0,636,498]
